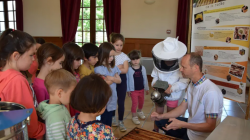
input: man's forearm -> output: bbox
[160,102,187,119]
[182,121,216,132]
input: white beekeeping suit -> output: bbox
[151,37,189,102]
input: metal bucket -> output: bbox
[0,102,32,140]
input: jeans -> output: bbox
[101,109,115,127]
[131,89,144,113]
[113,74,127,121]
[155,117,189,140]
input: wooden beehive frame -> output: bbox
[119,127,182,140]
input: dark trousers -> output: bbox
[155,117,189,140]
[101,109,115,127]
[113,74,127,121]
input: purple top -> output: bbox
[33,78,49,104]
[132,66,144,90]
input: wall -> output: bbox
[23,0,62,37]
[121,0,179,39]
[22,0,179,48]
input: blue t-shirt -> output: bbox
[132,66,144,90]
[94,65,121,112]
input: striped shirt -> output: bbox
[46,121,70,140]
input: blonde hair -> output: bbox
[45,69,77,94]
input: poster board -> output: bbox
[191,0,250,103]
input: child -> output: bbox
[68,74,115,139]
[33,43,65,104]
[110,33,130,131]
[79,43,99,79]
[62,42,84,117]
[62,42,84,82]
[127,50,149,125]
[0,29,45,139]
[28,37,45,83]
[151,37,189,132]
[94,42,121,127]
[37,69,77,140]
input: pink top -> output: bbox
[69,72,81,117]
[33,78,49,104]
[0,69,45,139]
[75,72,80,82]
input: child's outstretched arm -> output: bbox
[117,60,129,74]
[151,68,159,87]
[171,72,190,93]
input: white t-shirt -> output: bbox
[151,68,189,101]
[185,79,223,140]
[115,52,130,66]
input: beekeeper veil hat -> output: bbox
[152,37,187,73]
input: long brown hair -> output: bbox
[95,42,115,71]
[62,42,84,75]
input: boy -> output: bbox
[37,69,77,140]
[79,43,99,78]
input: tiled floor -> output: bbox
[112,88,250,139]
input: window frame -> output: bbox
[76,0,106,46]
[0,0,16,33]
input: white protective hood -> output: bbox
[152,37,187,73]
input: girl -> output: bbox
[127,50,149,125]
[110,33,130,131]
[33,43,65,104]
[0,29,45,139]
[62,42,84,82]
[94,42,121,127]
[28,37,45,83]
[62,42,84,117]
[68,74,115,139]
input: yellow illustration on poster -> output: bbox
[192,0,250,103]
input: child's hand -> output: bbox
[152,83,156,90]
[127,92,131,97]
[118,64,124,69]
[106,76,114,81]
[145,90,149,95]
[165,84,172,94]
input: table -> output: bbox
[206,116,250,140]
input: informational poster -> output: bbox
[191,0,250,103]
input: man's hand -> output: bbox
[145,90,149,95]
[127,92,131,97]
[165,84,172,94]
[151,112,162,121]
[163,118,185,131]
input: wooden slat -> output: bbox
[34,37,63,48]
[124,38,164,57]
[119,127,181,140]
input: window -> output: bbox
[75,0,107,47]
[0,0,16,34]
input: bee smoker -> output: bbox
[151,80,170,107]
